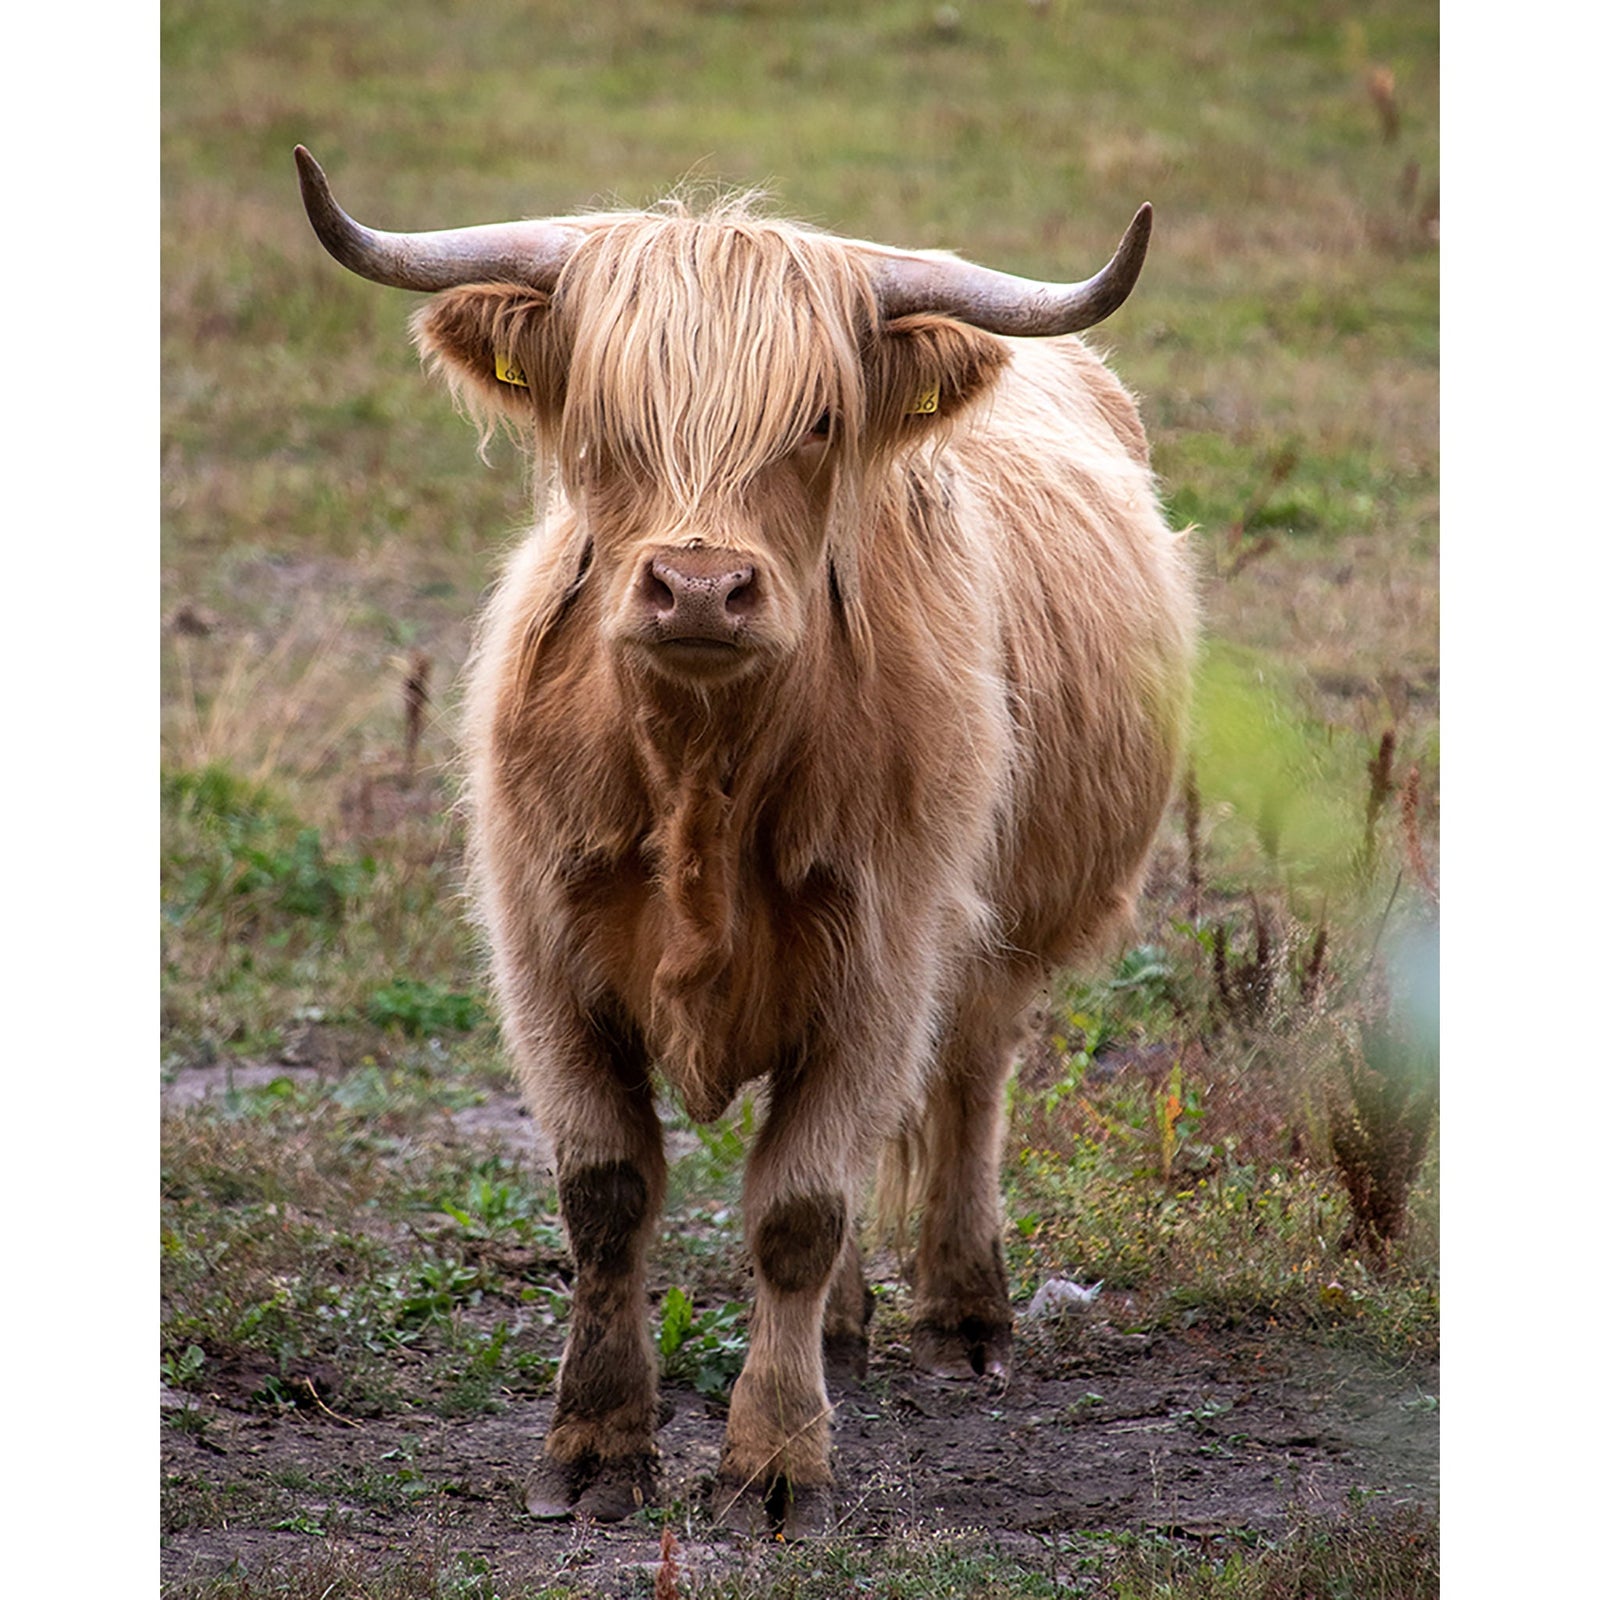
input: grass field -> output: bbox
[161,2,1439,1594]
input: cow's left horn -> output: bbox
[294,146,584,292]
[870,203,1153,337]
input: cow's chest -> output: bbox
[563,840,855,1117]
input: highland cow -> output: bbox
[296,146,1195,1535]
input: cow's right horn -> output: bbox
[294,146,584,292]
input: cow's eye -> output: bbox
[809,410,833,439]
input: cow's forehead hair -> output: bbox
[553,198,874,508]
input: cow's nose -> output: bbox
[644,552,760,635]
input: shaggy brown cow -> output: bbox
[296,147,1196,1535]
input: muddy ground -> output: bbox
[162,1289,1437,1594]
[161,1065,1437,1594]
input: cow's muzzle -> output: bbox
[633,547,763,667]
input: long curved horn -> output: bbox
[294,146,585,292]
[868,203,1153,337]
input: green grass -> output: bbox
[161,759,482,1061]
[161,1509,1439,1599]
[161,1065,565,1420]
[1005,1125,1438,1357]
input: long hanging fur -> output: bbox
[416,192,1196,1191]
[400,189,1196,1511]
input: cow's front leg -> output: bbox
[711,1059,886,1538]
[713,1186,846,1536]
[518,1010,666,1522]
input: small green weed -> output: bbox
[397,1257,487,1330]
[163,1342,208,1390]
[434,1320,556,1416]
[368,978,487,1037]
[657,1285,749,1400]
[163,764,373,933]
[434,1160,559,1243]
[270,1514,329,1537]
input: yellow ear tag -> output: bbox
[908,382,940,416]
[494,350,529,389]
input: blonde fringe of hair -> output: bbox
[553,200,873,509]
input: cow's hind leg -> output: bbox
[907,981,1034,1383]
[822,1230,873,1382]
[519,1009,667,1521]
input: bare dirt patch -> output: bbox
[161,1306,1436,1593]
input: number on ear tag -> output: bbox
[908,383,940,415]
[495,350,529,388]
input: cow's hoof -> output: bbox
[910,1318,1013,1383]
[775,1479,835,1540]
[711,1471,834,1539]
[523,1456,586,1519]
[523,1453,655,1521]
[823,1330,869,1384]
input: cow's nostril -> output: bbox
[643,566,677,614]
[723,570,758,616]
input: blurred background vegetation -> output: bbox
[162,0,1437,1033]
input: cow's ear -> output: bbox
[863,314,1010,447]
[411,284,565,431]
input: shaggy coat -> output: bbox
[396,197,1195,1532]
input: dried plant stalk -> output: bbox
[403,650,432,777]
[655,1525,683,1600]
[1361,727,1396,875]
[1367,65,1400,142]
[1399,763,1438,904]
[1183,766,1203,924]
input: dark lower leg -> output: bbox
[910,1028,1016,1380]
[548,1158,659,1454]
[518,1009,667,1517]
[822,1230,873,1380]
[526,1153,663,1518]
